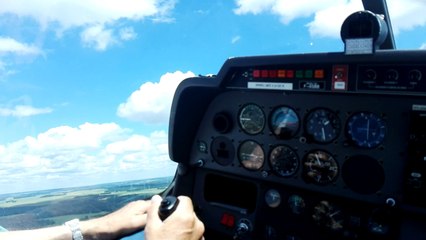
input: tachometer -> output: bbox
[346,112,386,148]
[269,145,299,177]
[270,106,300,139]
[238,140,265,170]
[305,108,341,143]
[303,150,338,184]
[239,104,265,135]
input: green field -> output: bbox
[0,177,173,230]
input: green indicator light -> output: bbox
[305,70,313,78]
[296,70,304,78]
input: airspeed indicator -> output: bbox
[239,104,265,135]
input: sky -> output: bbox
[0,0,425,194]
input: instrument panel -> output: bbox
[169,51,426,239]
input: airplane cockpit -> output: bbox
[164,0,426,239]
[1,1,426,239]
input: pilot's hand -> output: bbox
[83,199,151,239]
[145,195,205,240]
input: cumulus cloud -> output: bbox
[0,105,52,117]
[117,70,196,124]
[421,43,426,49]
[0,122,176,192]
[234,0,426,38]
[0,0,176,50]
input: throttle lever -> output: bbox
[158,196,180,221]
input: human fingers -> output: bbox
[111,200,151,234]
[173,196,194,215]
[146,195,163,225]
[193,213,205,240]
[173,196,205,240]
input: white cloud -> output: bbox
[119,27,138,41]
[80,25,139,51]
[421,43,426,49]
[0,0,176,50]
[0,37,44,77]
[387,0,426,33]
[306,1,363,38]
[234,0,426,38]
[117,70,196,124]
[234,0,276,15]
[0,122,176,192]
[80,24,116,51]
[0,105,52,117]
[0,37,43,56]
[0,0,172,30]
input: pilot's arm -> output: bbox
[0,196,204,240]
[0,200,151,240]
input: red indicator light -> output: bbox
[314,69,324,78]
[287,70,294,78]
[253,70,260,78]
[278,70,286,78]
[332,65,348,91]
[269,70,277,78]
[220,213,235,227]
[261,70,269,78]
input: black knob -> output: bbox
[159,196,179,221]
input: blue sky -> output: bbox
[0,0,425,194]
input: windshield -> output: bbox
[0,0,425,233]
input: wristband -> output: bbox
[64,219,84,240]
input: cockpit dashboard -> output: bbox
[168,50,426,239]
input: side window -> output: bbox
[0,177,174,231]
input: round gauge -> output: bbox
[265,189,281,208]
[238,140,265,170]
[305,108,341,143]
[270,106,300,139]
[287,195,306,215]
[346,112,386,148]
[269,145,299,177]
[239,104,265,135]
[312,200,344,231]
[303,150,338,184]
